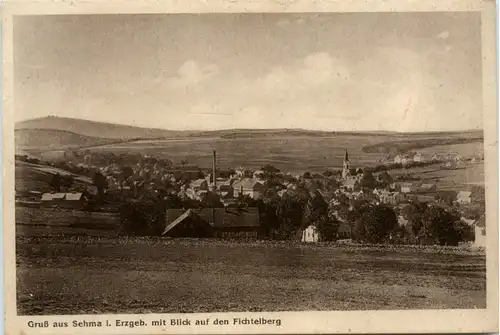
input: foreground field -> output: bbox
[17,237,486,315]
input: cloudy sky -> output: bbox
[14,13,482,131]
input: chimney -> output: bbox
[212,150,217,189]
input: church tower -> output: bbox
[342,148,350,179]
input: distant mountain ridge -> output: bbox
[15,116,484,152]
[16,116,484,138]
[15,116,190,140]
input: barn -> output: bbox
[163,207,262,239]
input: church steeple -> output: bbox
[342,148,350,179]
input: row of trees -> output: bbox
[118,182,474,246]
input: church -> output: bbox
[340,148,363,189]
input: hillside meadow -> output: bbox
[86,135,484,173]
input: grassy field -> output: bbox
[391,162,484,190]
[87,134,484,173]
[15,207,120,237]
[17,237,486,315]
[15,160,93,192]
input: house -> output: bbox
[232,178,265,199]
[301,225,320,242]
[417,184,437,193]
[189,179,208,191]
[400,182,419,193]
[342,178,358,191]
[461,217,476,226]
[401,155,413,166]
[164,207,261,239]
[393,155,403,164]
[413,152,425,163]
[337,222,352,239]
[457,191,472,204]
[474,215,486,248]
[377,190,405,205]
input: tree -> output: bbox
[420,206,461,246]
[377,171,393,189]
[302,172,312,179]
[454,219,475,243]
[360,171,377,190]
[302,192,329,227]
[354,204,398,243]
[261,164,280,174]
[275,193,306,239]
[316,215,340,241]
[61,175,74,190]
[402,201,427,237]
[119,199,165,236]
[255,198,280,238]
[164,194,184,209]
[92,172,108,201]
[50,173,62,192]
[200,191,224,208]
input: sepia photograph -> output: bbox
[3,1,498,333]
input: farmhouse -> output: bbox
[163,207,261,239]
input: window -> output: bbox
[482,229,486,236]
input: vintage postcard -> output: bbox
[2,0,498,334]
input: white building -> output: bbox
[301,225,320,243]
[413,152,425,163]
[474,216,486,248]
[457,191,472,204]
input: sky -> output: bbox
[14,12,483,131]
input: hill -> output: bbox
[15,129,116,151]
[16,116,188,139]
[15,160,92,192]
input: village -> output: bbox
[15,146,486,248]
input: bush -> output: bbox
[119,199,165,236]
[354,204,398,243]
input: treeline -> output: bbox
[364,160,444,174]
[118,190,475,246]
